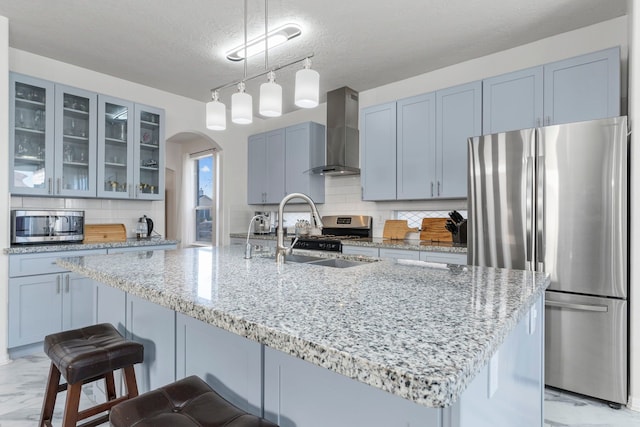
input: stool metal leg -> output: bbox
[39,362,61,427]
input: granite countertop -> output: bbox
[4,238,179,254]
[57,245,548,408]
[230,232,467,253]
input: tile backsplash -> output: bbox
[10,196,165,240]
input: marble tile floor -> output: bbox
[0,353,639,426]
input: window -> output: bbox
[195,155,213,244]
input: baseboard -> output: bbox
[627,394,640,412]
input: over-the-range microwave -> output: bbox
[11,210,84,244]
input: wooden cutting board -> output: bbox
[83,224,127,243]
[383,220,419,240]
[420,218,452,242]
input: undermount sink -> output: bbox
[263,254,374,268]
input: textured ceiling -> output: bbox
[0,0,628,115]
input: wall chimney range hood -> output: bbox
[310,86,360,175]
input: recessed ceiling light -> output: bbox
[225,23,301,62]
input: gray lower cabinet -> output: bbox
[483,47,620,133]
[8,272,98,348]
[379,248,420,260]
[176,314,262,416]
[341,245,379,257]
[420,251,468,265]
[126,293,176,393]
[8,249,106,351]
[263,346,439,427]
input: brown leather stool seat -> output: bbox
[110,375,279,427]
[39,323,144,427]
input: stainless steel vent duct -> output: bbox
[310,86,360,175]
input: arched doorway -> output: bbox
[165,131,222,247]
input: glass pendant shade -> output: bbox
[206,98,226,130]
[232,83,253,124]
[259,72,282,117]
[295,66,319,108]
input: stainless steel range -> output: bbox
[292,215,372,252]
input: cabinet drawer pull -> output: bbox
[65,274,70,293]
[56,275,61,294]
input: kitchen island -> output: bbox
[57,246,549,427]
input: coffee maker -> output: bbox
[253,211,276,234]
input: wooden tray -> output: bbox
[383,220,418,240]
[419,218,452,242]
[83,224,127,243]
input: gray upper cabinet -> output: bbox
[97,95,135,199]
[361,102,397,201]
[134,104,165,200]
[361,82,480,201]
[247,128,285,204]
[55,84,98,197]
[544,47,620,125]
[483,47,620,133]
[248,122,325,205]
[436,81,482,198]
[285,122,325,203]
[10,73,56,196]
[396,93,436,200]
[482,66,544,133]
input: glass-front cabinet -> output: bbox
[134,104,165,200]
[97,97,164,200]
[55,85,97,197]
[97,95,134,198]
[10,74,55,196]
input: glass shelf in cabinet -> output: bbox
[15,127,45,135]
[105,137,127,144]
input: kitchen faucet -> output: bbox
[276,193,323,263]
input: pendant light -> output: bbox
[206,90,226,130]
[260,71,282,117]
[295,57,319,108]
[232,82,253,124]
[259,3,282,117]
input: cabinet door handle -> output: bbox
[536,118,541,127]
[65,274,70,293]
[56,275,61,294]
[545,116,551,126]
[437,181,441,196]
[48,178,53,195]
[430,182,434,197]
[57,178,61,194]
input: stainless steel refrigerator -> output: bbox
[467,116,628,405]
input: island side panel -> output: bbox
[127,293,176,393]
[446,295,544,427]
[175,313,263,417]
[263,346,442,426]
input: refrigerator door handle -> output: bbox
[526,156,534,267]
[536,155,545,271]
[545,300,608,313]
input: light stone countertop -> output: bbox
[57,245,548,408]
[230,232,467,253]
[3,238,179,254]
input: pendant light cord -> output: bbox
[264,0,269,70]
[243,0,248,80]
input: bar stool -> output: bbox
[39,323,144,427]
[109,375,279,427]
